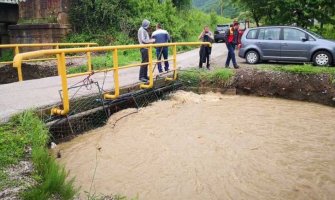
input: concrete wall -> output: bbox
[7,0,72,47]
[19,0,70,24]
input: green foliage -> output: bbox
[68,50,141,74]
[192,0,240,18]
[0,111,76,199]
[234,0,335,29]
[179,68,235,87]
[0,49,14,62]
[22,148,76,200]
[258,64,335,75]
[67,0,231,45]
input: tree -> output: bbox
[171,0,192,9]
[233,0,268,26]
[234,0,335,28]
[219,0,224,16]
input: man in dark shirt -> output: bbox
[152,23,170,73]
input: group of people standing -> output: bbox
[137,19,240,82]
[137,19,170,82]
[197,21,241,69]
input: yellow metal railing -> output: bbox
[13,42,210,116]
[0,43,98,69]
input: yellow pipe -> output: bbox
[51,52,69,116]
[0,55,86,65]
[86,44,92,72]
[104,49,120,99]
[166,45,177,81]
[140,46,154,89]
[56,45,61,76]
[14,46,19,55]
[0,43,98,48]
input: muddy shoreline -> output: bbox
[234,68,335,107]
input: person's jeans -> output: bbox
[139,48,149,79]
[199,45,211,68]
[156,47,169,72]
[225,43,237,67]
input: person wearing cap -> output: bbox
[198,26,214,69]
[152,23,170,73]
[138,19,155,82]
[225,21,240,69]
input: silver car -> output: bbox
[238,26,335,66]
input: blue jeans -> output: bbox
[156,47,169,72]
[225,43,237,67]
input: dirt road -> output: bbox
[0,43,240,121]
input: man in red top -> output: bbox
[225,22,240,69]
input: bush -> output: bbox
[67,0,232,45]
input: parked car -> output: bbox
[214,24,230,43]
[238,26,335,66]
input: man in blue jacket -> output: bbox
[152,23,170,73]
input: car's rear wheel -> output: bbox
[313,51,332,66]
[245,50,259,64]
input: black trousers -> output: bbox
[199,45,211,68]
[139,48,149,79]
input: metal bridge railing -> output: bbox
[13,42,210,116]
[0,43,98,71]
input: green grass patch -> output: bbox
[257,64,335,75]
[0,49,15,62]
[68,50,141,74]
[0,111,76,199]
[179,68,235,87]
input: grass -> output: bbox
[0,111,76,199]
[0,49,15,62]
[67,46,192,75]
[179,68,235,87]
[257,64,335,75]
[67,50,141,74]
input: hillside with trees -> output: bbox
[67,0,231,45]
[192,0,240,18]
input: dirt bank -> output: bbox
[0,58,86,84]
[57,91,335,200]
[234,68,335,106]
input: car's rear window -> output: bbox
[246,29,258,39]
[216,25,229,31]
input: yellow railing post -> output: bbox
[173,44,177,80]
[55,45,61,76]
[86,44,92,72]
[14,46,19,55]
[104,49,120,99]
[165,44,177,81]
[51,52,69,115]
[140,46,154,89]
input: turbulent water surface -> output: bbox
[57,91,335,200]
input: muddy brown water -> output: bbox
[57,91,335,200]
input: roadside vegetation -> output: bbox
[0,111,76,199]
[179,68,235,87]
[257,64,335,75]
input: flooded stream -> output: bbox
[57,91,335,200]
